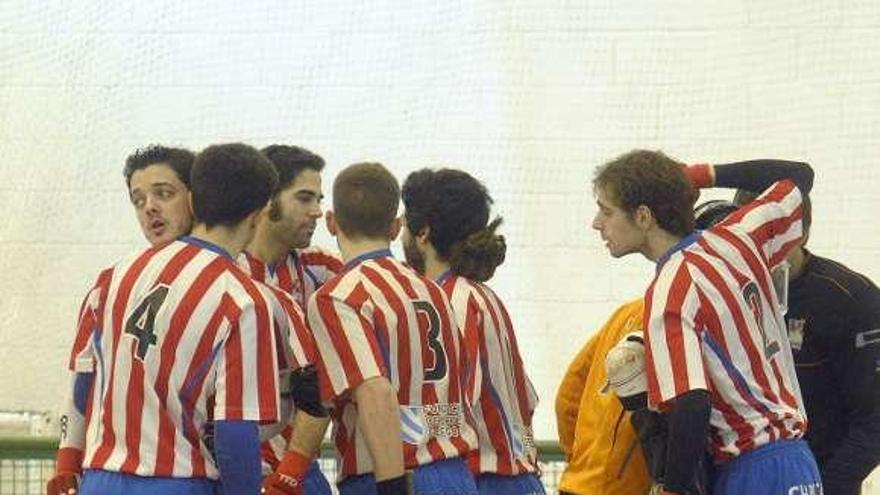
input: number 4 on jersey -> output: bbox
[125,285,170,361]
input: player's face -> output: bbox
[592,188,643,258]
[129,163,192,246]
[401,222,426,274]
[270,169,323,249]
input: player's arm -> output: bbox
[555,333,599,457]
[47,373,92,495]
[820,282,880,495]
[659,390,711,495]
[48,271,111,495]
[644,264,709,495]
[263,364,332,495]
[214,287,282,495]
[686,159,814,195]
[685,160,813,268]
[354,376,408,491]
[307,289,409,494]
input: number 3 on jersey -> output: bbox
[125,285,170,361]
[413,301,447,381]
[742,281,781,359]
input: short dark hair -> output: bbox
[124,145,195,188]
[333,162,399,239]
[190,143,279,228]
[694,200,738,230]
[402,168,505,281]
[261,144,325,192]
[734,188,812,235]
[593,150,697,237]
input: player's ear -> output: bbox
[416,225,431,246]
[187,191,195,217]
[388,216,402,241]
[634,204,654,230]
[325,210,338,237]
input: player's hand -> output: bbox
[683,163,714,189]
[46,472,79,495]
[261,451,311,495]
[261,472,304,495]
[649,483,680,495]
[290,365,327,418]
[47,447,82,495]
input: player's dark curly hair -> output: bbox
[402,168,506,282]
[191,143,279,228]
[261,144,325,192]
[593,149,697,237]
[123,145,195,188]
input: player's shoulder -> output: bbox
[295,246,344,271]
[803,254,878,304]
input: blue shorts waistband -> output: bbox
[718,439,807,472]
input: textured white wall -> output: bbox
[2,1,880,473]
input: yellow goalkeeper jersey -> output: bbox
[555,298,652,495]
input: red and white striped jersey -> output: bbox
[307,249,478,479]
[240,247,343,308]
[644,180,807,461]
[440,273,539,476]
[237,247,338,470]
[68,237,282,479]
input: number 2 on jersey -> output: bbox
[125,285,170,361]
[413,301,447,381]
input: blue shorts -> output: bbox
[338,457,478,495]
[81,469,217,495]
[304,459,333,495]
[475,472,544,495]
[712,439,822,495]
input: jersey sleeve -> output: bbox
[448,290,483,406]
[213,288,280,424]
[268,286,318,369]
[715,179,805,269]
[68,268,113,373]
[645,260,708,408]
[307,285,387,400]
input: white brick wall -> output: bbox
[2,2,879,483]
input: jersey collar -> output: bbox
[655,230,702,271]
[435,269,454,285]
[344,248,393,271]
[180,235,234,260]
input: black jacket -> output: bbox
[786,252,880,495]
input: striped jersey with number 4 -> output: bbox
[307,250,478,478]
[441,273,540,476]
[68,238,282,478]
[644,180,807,461]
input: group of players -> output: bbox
[47,143,542,495]
[45,145,880,495]
[556,154,880,495]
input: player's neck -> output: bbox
[246,223,289,265]
[424,257,451,282]
[190,223,251,258]
[337,235,391,263]
[786,246,808,281]
[643,229,683,262]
